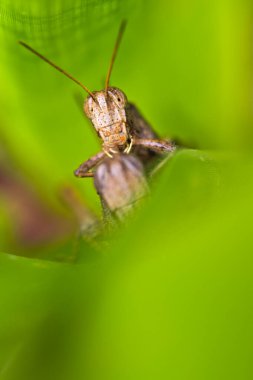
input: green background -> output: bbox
[0,0,252,378]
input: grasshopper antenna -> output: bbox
[105,20,127,91]
[19,41,96,100]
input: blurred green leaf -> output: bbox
[0,0,253,379]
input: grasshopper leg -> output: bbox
[74,151,106,178]
[132,138,175,154]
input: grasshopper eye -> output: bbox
[109,87,127,108]
[84,97,95,119]
[115,91,126,108]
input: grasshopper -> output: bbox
[19,21,175,179]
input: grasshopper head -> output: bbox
[84,87,127,132]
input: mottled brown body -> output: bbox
[75,98,175,177]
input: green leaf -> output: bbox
[1,0,253,379]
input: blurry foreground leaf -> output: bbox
[0,0,253,379]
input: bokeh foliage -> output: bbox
[0,0,253,378]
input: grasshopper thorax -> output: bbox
[84,87,130,150]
